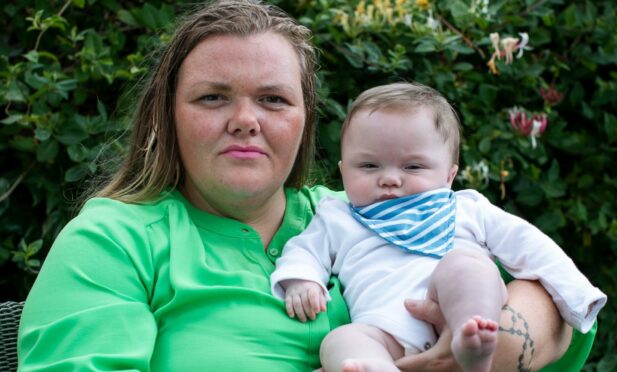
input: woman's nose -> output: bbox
[378,171,402,187]
[227,99,261,136]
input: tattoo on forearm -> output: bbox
[499,304,536,372]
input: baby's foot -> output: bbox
[341,358,399,372]
[451,316,498,372]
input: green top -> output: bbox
[18,187,350,371]
[18,186,595,371]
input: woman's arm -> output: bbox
[395,280,572,371]
[18,201,157,370]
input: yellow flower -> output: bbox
[395,0,407,20]
[355,1,366,17]
[416,0,429,10]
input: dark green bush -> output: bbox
[1,0,615,368]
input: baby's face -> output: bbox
[339,106,458,207]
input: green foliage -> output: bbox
[1,0,615,367]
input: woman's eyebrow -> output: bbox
[188,80,233,92]
[258,84,296,94]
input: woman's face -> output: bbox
[175,32,305,215]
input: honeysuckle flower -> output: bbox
[501,36,519,64]
[486,31,530,74]
[426,9,440,29]
[334,10,351,34]
[457,160,490,189]
[529,114,547,148]
[516,32,529,58]
[487,57,499,75]
[471,0,490,16]
[509,107,547,148]
[403,14,413,27]
[499,161,511,199]
[490,32,500,55]
[540,86,564,106]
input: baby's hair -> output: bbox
[341,82,461,165]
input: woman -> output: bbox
[18,1,591,370]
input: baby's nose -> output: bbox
[378,171,402,187]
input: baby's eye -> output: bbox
[359,163,378,169]
[405,164,422,170]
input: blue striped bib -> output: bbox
[350,188,456,258]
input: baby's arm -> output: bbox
[280,279,328,322]
[459,189,606,332]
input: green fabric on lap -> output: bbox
[541,321,597,372]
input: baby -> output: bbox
[271,82,606,372]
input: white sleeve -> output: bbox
[270,199,339,302]
[458,190,607,333]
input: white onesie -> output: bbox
[271,189,606,352]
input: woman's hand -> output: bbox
[396,280,573,371]
[394,299,463,372]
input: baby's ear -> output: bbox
[447,164,459,186]
[338,160,342,171]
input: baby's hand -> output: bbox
[281,279,327,322]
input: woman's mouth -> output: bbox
[222,145,266,159]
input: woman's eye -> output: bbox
[200,94,223,102]
[262,96,287,104]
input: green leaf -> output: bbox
[55,120,89,145]
[447,44,474,54]
[577,174,594,189]
[36,139,59,162]
[27,240,43,255]
[34,127,53,141]
[478,137,492,153]
[64,163,90,182]
[450,0,470,20]
[117,9,139,27]
[478,84,498,105]
[604,113,617,142]
[541,181,566,198]
[453,62,473,71]
[24,50,40,63]
[67,144,89,162]
[415,42,436,53]
[534,210,566,233]
[546,160,560,183]
[5,81,27,102]
[72,0,86,8]
[10,136,36,152]
[1,115,24,125]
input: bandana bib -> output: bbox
[350,188,456,258]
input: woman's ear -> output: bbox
[338,160,342,172]
[447,164,459,187]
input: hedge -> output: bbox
[1,0,615,368]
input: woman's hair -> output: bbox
[96,0,317,203]
[340,82,461,165]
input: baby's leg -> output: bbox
[428,247,507,372]
[320,323,404,372]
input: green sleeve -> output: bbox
[18,199,157,371]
